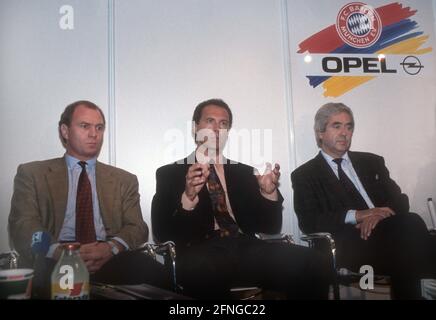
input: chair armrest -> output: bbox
[0,251,19,270]
[137,241,178,292]
[254,233,294,244]
[300,233,337,270]
[300,232,336,250]
[138,241,176,260]
[300,232,334,241]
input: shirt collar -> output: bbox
[65,153,97,170]
[195,148,228,165]
[320,150,350,165]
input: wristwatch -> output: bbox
[108,240,120,256]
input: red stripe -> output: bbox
[297,25,343,54]
[297,2,418,54]
[377,2,416,27]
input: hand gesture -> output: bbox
[256,163,280,195]
[185,163,210,201]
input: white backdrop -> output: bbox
[0,0,435,253]
[0,0,110,252]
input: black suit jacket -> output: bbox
[151,155,283,248]
[291,151,409,235]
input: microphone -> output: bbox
[31,231,52,299]
[31,231,51,257]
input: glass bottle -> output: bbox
[51,243,90,300]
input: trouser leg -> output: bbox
[177,237,332,300]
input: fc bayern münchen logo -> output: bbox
[336,2,382,49]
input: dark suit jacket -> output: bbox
[8,157,148,267]
[151,155,284,248]
[291,151,409,235]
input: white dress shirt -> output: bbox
[321,150,375,225]
[47,154,128,258]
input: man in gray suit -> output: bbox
[8,100,170,297]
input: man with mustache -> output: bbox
[291,102,436,299]
[152,98,331,299]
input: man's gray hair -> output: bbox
[314,102,354,147]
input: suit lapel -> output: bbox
[96,162,115,230]
[314,152,352,209]
[348,152,365,182]
[348,152,376,203]
[46,158,68,240]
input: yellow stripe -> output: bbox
[322,36,432,97]
[377,35,432,55]
[323,76,375,98]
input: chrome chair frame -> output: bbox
[300,232,340,299]
[301,232,390,300]
[137,241,178,293]
[255,232,294,244]
[0,251,19,270]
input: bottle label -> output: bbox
[51,282,89,300]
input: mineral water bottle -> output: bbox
[51,243,90,300]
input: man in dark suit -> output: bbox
[9,100,170,298]
[152,98,331,299]
[291,102,436,299]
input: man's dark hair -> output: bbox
[192,98,233,128]
[58,100,106,145]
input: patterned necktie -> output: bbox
[333,158,369,210]
[207,164,239,237]
[75,161,96,244]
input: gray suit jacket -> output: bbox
[8,157,148,266]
